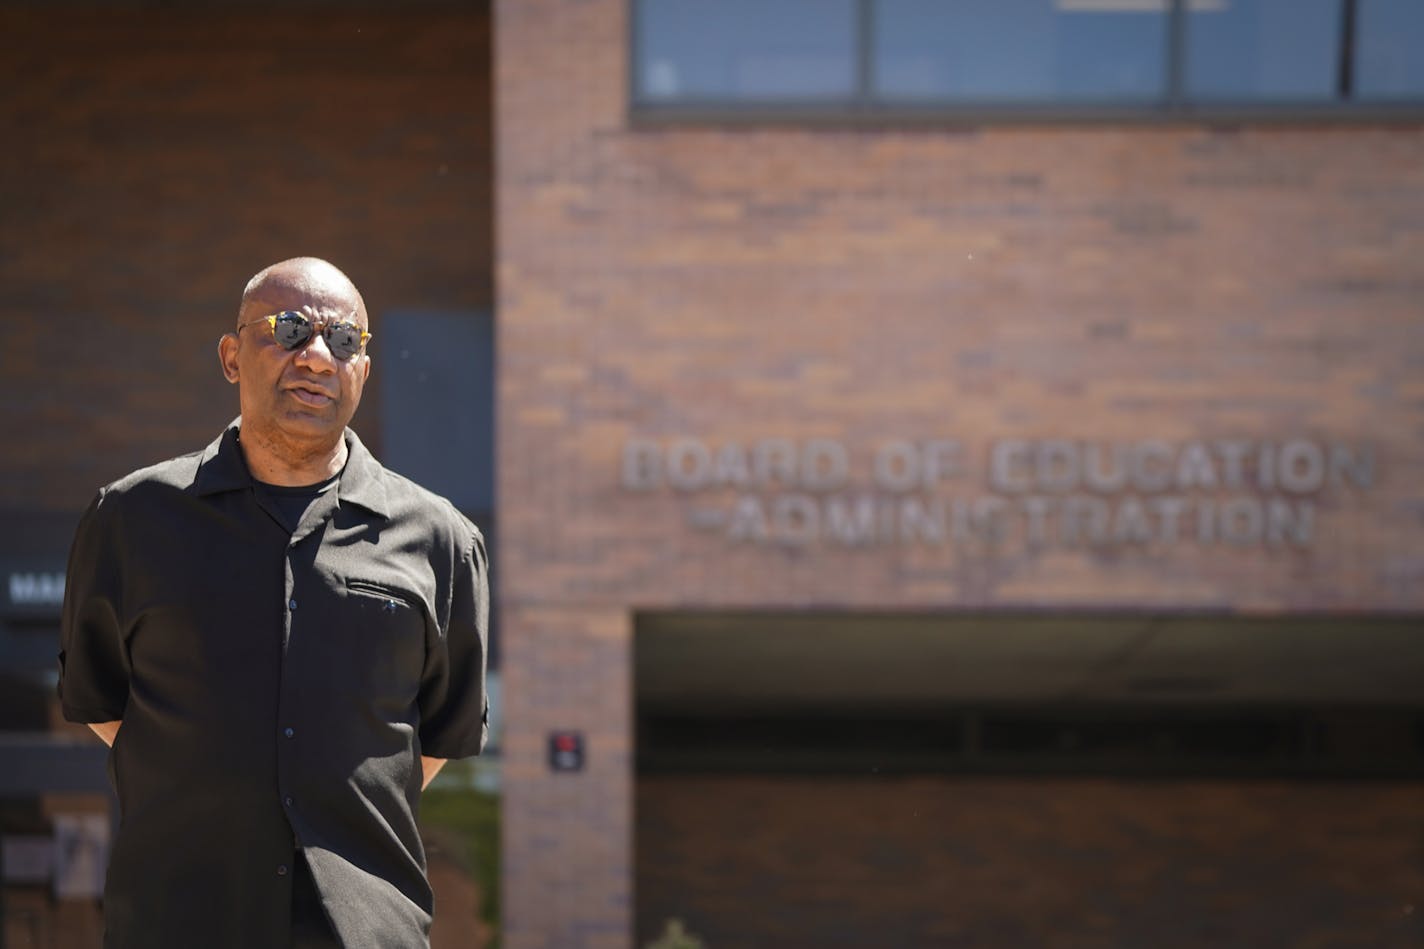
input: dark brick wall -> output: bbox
[0,4,492,515]
[638,774,1424,949]
[0,7,492,943]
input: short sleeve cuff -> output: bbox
[61,703,126,724]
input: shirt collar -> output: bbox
[335,427,391,519]
[193,418,391,519]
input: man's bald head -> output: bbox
[239,257,367,328]
[220,257,373,482]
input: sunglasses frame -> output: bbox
[235,310,372,360]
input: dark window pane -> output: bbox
[379,310,494,514]
[874,0,1167,103]
[1185,0,1340,101]
[636,0,857,102]
[1355,0,1424,99]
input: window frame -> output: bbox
[628,0,1424,125]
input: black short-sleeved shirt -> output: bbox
[58,421,489,949]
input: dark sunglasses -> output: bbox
[236,311,372,360]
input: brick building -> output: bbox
[495,2,1424,947]
[4,1,1424,947]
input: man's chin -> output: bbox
[275,408,348,440]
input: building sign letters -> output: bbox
[621,438,1374,551]
[6,571,66,610]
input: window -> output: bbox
[1355,0,1424,99]
[875,0,1168,103]
[378,310,494,517]
[637,0,858,102]
[631,0,1424,117]
[1184,0,1340,101]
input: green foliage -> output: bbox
[421,785,501,946]
[646,918,705,949]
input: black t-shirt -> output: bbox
[255,475,339,534]
[58,422,489,949]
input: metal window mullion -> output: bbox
[1167,0,1186,109]
[856,0,875,109]
[1338,0,1358,99]
[629,0,643,109]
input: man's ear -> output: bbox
[218,333,241,384]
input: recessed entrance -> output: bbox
[635,612,1424,947]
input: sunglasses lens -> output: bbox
[272,312,312,349]
[325,322,364,360]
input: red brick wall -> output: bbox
[499,605,633,949]
[496,0,1424,945]
[0,4,492,514]
[496,100,1424,613]
[638,774,1424,948]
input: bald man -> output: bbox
[59,258,489,948]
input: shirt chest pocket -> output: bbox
[337,578,429,703]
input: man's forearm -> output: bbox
[88,720,122,747]
[420,756,447,790]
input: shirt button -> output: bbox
[284,796,294,807]
[289,599,298,610]
[277,864,289,876]
[284,727,295,739]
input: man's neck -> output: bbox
[237,425,349,487]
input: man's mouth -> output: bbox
[286,385,335,407]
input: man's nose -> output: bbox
[292,328,339,371]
